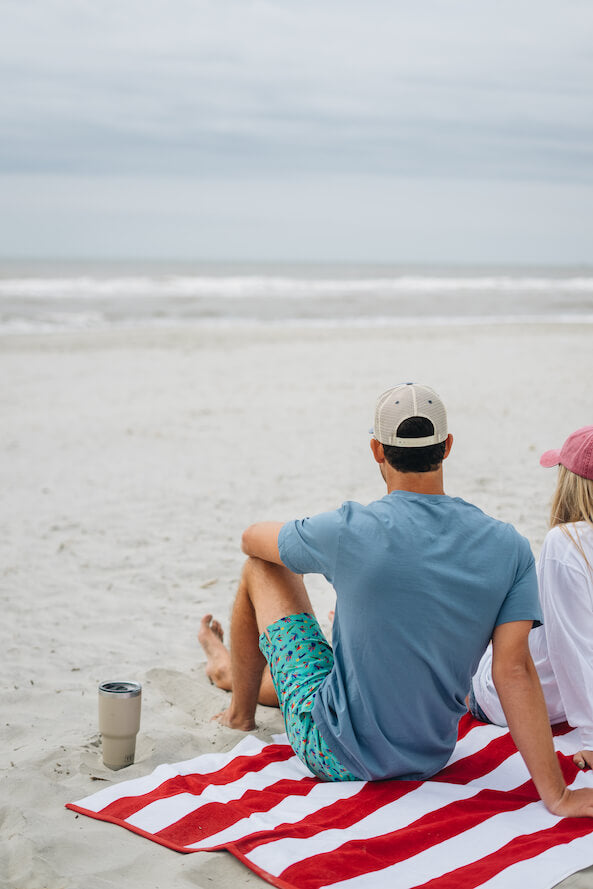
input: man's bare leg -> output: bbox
[198,615,279,707]
[199,556,314,729]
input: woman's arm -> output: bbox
[492,619,593,817]
[539,552,593,767]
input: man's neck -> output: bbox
[384,467,446,496]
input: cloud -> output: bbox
[1,0,592,182]
[2,1,592,261]
[2,172,592,262]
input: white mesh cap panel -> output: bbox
[373,383,448,447]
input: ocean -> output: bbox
[1,261,592,335]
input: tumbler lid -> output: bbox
[99,680,142,698]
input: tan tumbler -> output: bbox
[98,681,142,770]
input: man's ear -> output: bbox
[443,433,454,460]
[370,437,385,464]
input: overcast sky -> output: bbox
[1,0,592,263]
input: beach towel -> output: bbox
[67,715,593,889]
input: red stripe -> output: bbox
[456,712,481,740]
[277,781,535,889]
[155,776,319,846]
[98,744,296,822]
[231,778,421,856]
[552,721,576,738]
[273,754,582,889]
[435,723,575,785]
[559,754,581,785]
[228,723,518,857]
[413,816,593,889]
[98,725,532,848]
[432,731,519,784]
[455,716,573,743]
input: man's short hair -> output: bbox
[382,417,447,473]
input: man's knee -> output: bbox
[239,556,311,631]
[241,555,293,589]
[240,555,270,589]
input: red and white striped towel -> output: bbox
[67,715,593,889]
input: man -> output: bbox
[199,383,593,817]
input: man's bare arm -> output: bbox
[241,522,285,565]
[492,620,593,818]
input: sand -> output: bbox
[1,321,593,889]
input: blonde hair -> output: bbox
[549,465,593,570]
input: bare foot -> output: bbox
[198,614,232,689]
[212,707,256,731]
[198,614,279,711]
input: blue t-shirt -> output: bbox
[278,491,541,781]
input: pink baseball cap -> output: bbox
[540,426,593,480]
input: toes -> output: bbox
[211,620,224,641]
[198,614,227,657]
[198,614,214,643]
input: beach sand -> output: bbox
[2,322,593,889]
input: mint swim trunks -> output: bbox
[259,613,359,782]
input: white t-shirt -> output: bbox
[472,521,593,750]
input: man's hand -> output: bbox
[547,787,593,819]
[574,750,593,771]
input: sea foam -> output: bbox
[1,266,592,334]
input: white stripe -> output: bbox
[569,771,593,791]
[72,735,266,812]
[478,832,593,889]
[246,780,483,877]
[323,801,559,889]
[189,780,363,849]
[553,728,583,757]
[464,750,528,791]
[127,755,309,833]
[443,722,508,766]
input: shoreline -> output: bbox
[0,317,590,348]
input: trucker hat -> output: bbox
[540,426,593,480]
[373,383,448,448]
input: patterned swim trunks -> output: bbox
[259,613,359,782]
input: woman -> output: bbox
[470,426,593,770]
